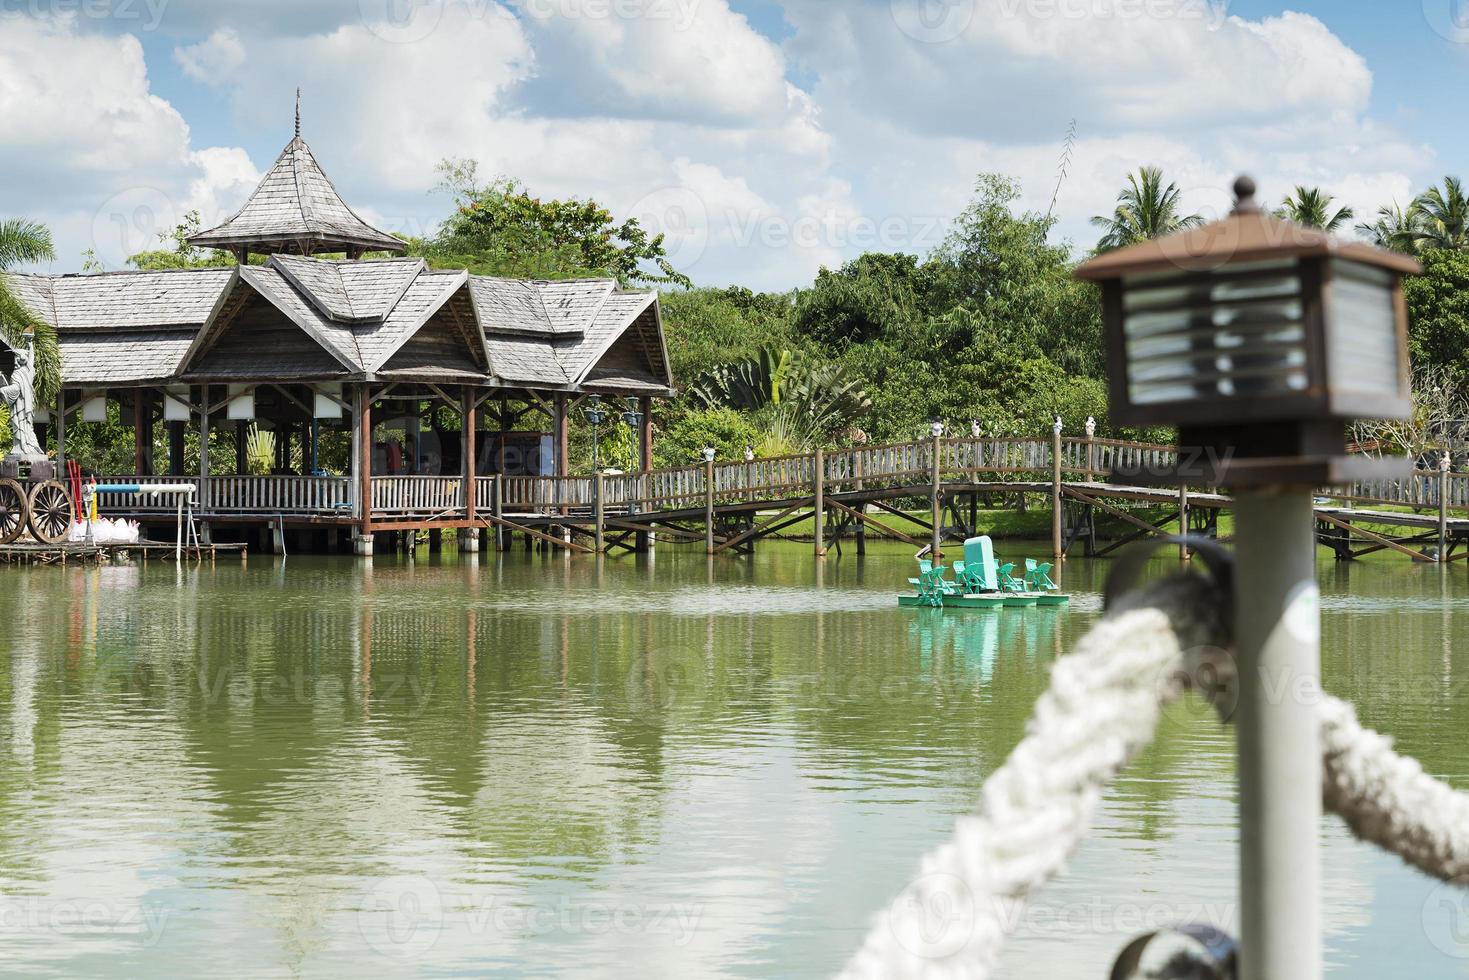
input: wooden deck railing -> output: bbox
[89,436,1469,523]
[371,476,465,516]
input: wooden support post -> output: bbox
[1179,485,1191,561]
[554,394,569,477]
[198,392,211,516]
[168,421,185,476]
[639,396,653,472]
[705,459,716,554]
[1439,460,1450,563]
[463,387,477,523]
[595,472,605,554]
[1087,434,1097,482]
[358,384,372,540]
[931,433,943,561]
[814,447,825,558]
[133,390,148,476]
[492,476,506,551]
[55,390,66,469]
[235,419,247,475]
[854,452,866,555]
[1051,424,1063,561]
[498,396,509,475]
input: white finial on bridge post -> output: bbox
[1086,416,1096,438]
[1052,415,1063,436]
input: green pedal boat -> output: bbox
[900,536,1069,610]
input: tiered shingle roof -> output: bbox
[7,258,671,394]
[188,136,405,257]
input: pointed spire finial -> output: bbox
[295,88,301,138]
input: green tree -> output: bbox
[1090,166,1203,252]
[1403,249,1469,382]
[425,159,691,287]
[658,287,797,386]
[1357,202,1422,254]
[685,348,873,453]
[0,218,60,404]
[1275,186,1354,231]
[126,211,237,270]
[792,253,932,348]
[1410,176,1469,252]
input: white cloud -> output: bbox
[0,14,255,269]
[174,28,245,81]
[0,1,1439,287]
[777,0,1431,257]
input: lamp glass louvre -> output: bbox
[1327,260,1400,398]
[81,395,108,422]
[1122,258,1308,407]
[164,386,191,421]
[226,385,255,421]
[314,383,344,420]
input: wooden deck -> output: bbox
[86,436,1469,562]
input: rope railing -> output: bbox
[841,564,1469,979]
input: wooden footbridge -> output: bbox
[480,435,1469,565]
[92,435,1469,562]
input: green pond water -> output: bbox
[0,544,1466,978]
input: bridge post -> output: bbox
[1050,419,1062,562]
[930,434,943,561]
[704,460,715,554]
[854,452,866,556]
[1439,454,1450,563]
[814,448,825,558]
[493,476,507,552]
[1178,485,1190,561]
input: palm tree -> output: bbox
[1090,166,1204,252]
[1410,177,1469,251]
[1275,186,1354,231]
[1355,202,1422,254]
[0,218,58,403]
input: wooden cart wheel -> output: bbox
[0,479,25,545]
[27,480,73,545]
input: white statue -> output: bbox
[0,341,44,459]
[1085,415,1097,438]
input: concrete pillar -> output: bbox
[458,527,481,553]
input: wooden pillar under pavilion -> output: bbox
[133,390,148,476]
[460,386,480,554]
[168,421,186,476]
[639,397,653,473]
[355,384,373,556]
[554,394,569,477]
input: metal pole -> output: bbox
[1050,425,1063,561]
[930,434,942,561]
[704,460,715,554]
[1178,484,1191,561]
[1439,458,1449,563]
[1234,488,1321,980]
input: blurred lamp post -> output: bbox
[1076,176,1420,980]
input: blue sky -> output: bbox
[1,0,1463,288]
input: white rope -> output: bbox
[842,575,1469,979]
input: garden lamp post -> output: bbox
[620,397,645,471]
[583,394,607,472]
[1076,176,1420,980]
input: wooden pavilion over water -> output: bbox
[5,123,671,554]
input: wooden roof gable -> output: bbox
[179,260,481,380]
[188,136,404,256]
